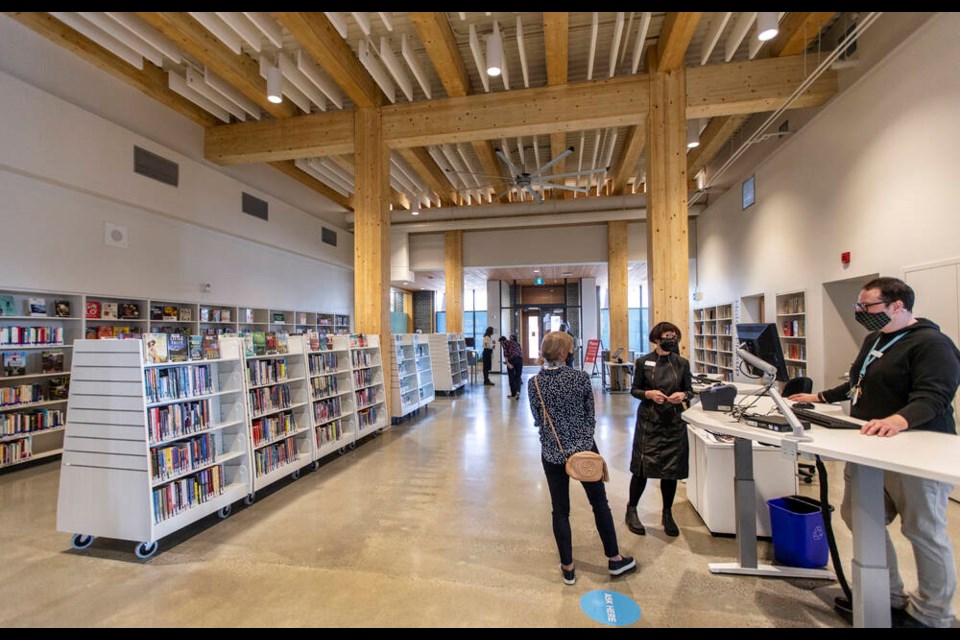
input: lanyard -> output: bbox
[850,331,907,405]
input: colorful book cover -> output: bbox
[252,331,266,356]
[244,308,255,323]
[0,294,14,316]
[97,326,114,339]
[149,305,163,320]
[272,312,285,323]
[199,307,210,322]
[179,307,193,322]
[85,300,101,319]
[212,309,222,323]
[168,332,188,362]
[48,377,69,399]
[203,336,221,360]
[277,332,289,354]
[54,300,71,317]
[265,331,278,355]
[27,297,47,316]
[241,332,254,357]
[85,327,97,340]
[221,309,231,322]
[189,335,203,360]
[308,331,320,351]
[3,351,26,376]
[298,312,307,325]
[112,326,131,338]
[41,351,64,373]
[120,303,140,319]
[162,305,179,321]
[101,302,118,319]
[144,333,169,364]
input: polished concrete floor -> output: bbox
[1,376,958,627]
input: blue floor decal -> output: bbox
[580,590,641,626]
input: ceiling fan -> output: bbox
[445,146,609,204]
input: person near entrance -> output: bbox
[788,277,960,629]
[527,330,636,585]
[482,327,496,386]
[499,335,524,399]
[626,321,693,538]
[559,323,575,368]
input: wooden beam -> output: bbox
[397,147,455,206]
[611,125,646,195]
[410,12,471,98]
[268,160,353,210]
[275,12,384,109]
[657,12,702,72]
[6,12,218,128]
[136,12,296,119]
[686,114,749,177]
[205,110,355,164]
[769,12,837,58]
[444,230,464,334]
[607,220,629,355]
[543,12,568,85]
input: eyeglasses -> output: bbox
[853,300,888,312]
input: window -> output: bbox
[742,174,756,210]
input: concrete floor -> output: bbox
[1,377,958,627]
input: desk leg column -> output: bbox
[733,437,758,568]
[849,463,891,628]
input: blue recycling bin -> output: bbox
[767,495,829,568]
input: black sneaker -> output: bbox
[608,556,637,577]
[560,565,576,585]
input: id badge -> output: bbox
[849,385,861,406]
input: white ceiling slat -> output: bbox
[215,12,263,53]
[297,51,344,110]
[51,13,143,69]
[467,24,490,93]
[725,12,757,62]
[318,158,355,189]
[389,163,420,198]
[619,12,635,68]
[167,71,230,123]
[188,13,243,55]
[357,40,396,104]
[324,12,349,39]
[390,153,424,192]
[378,12,394,32]
[458,12,467,21]
[401,33,432,100]
[516,16,529,88]
[79,12,163,67]
[281,77,311,113]
[630,12,651,74]
[608,12,625,78]
[440,145,470,190]
[587,12,599,81]
[204,66,262,120]
[575,132,586,196]
[456,144,483,188]
[104,13,181,64]
[350,12,371,37]
[494,20,510,91]
[278,53,327,112]
[533,135,541,169]
[701,12,733,66]
[516,137,526,172]
[380,37,414,102]
[242,12,283,48]
[426,146,459,189]
[588,129,602,191]
[185,67,245,121]
[304,159,352,196]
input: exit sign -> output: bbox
[534,277,545,285]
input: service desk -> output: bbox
[683,391,960,628]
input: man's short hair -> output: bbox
[863,277,915,311]
[498,335,506,342]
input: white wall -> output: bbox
[694,13,960,387]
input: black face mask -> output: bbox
[660,339,679,353]
[854,310,892,332]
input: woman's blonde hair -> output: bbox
[540,330,573,364]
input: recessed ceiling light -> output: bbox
[411,210,419,216]
[533,269,540,273]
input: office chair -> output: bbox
[783,376,817,483]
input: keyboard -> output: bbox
[790,407,863,429]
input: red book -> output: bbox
[85,300,101,319]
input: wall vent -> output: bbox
[321,227,337,246]
[242,192,269,221]
[133,146,179,187]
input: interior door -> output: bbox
[522,309,541,365]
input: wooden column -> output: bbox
[646,67,690,357]
[353,108,391,405]
[402,290,414,332]
[444,230,464,333]
[607,221,629,355]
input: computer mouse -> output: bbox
[793,402,815,409]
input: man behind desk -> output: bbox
[789,277,960,628]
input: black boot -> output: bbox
[625,506,645,535]
[662,509,679,537]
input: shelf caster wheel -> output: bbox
[290,468,301,480]
[338,446,347,456]
[217,505,232,519]
[311,461,320,471]
[135,541,158,559]
[244,493,256,506]
[349,441,357,450]
[71,534,94,550]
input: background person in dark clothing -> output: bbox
[625,321,694,537]
[559,323,575,368]
[789,277,960,629]
[499,335,524,399]
[482,326,496,385]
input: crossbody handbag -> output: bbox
[533,374,609,483]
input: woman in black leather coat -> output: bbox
[625,322,693,537]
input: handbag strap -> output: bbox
[533,374,566,458]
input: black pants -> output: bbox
[542,454,620,566]
[482,348,493,382]
[507,356,524,395]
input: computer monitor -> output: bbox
[735,323,789,382]
[464,337,476,348]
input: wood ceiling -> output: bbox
[412,262,646,292]
[9,12,841,217]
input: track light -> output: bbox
[485,31,502,77]
[756,12,779,42]
[686,120,701,149]
[266,63,282,104]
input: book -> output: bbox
[97,326,115,339]
[143,333,169,364]
[54,300,71,317]
[212,309,222,323]
[179,307,193,322]
[203,336,221,360]
[242,333,254,357]
[120,303,140,320]
[277,332,289,354]
[85,327,97,340]
[27,298,47,316]
[244,308,255,323]
[101,302,118,320]
[297,312,307,325]
[48,377,69,400]
[272,312,285,323]
[221,309,231,322]
[199,307,210,322]
[0,294,14,316]
[265,331,278,355]
[41,351,64,373]
[308,331,320,351]
[3,351,26,376]
[149,305,163,320]
[252,331,266,356]
[189,335,203,360]
[162,305,179,321]
[168,333,188,362]
[112,326,133,339]
[85,300,101,319]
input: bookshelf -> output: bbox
[243,334,312,499]
[56,337,249,558]
[427,333,467,393]
[305,332,354,460]
[413,333,435,407]
[268,309,294,335]
[389,334,420,421]
[294,311,316,336]
[348,333,387,440]
[85,294,147,340]
[776,291,807,380]
[148,301,198,335]
[1,287,83,470]
[198,304,237,336]
[692,303,736,382]
[334,314,351,335]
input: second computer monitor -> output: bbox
[735,322,789,382]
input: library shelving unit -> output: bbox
[1,287,83,470]
[84,294,147,340]
[776,291,807,380]
[428,333,467,394]
[305,333,355,460]
[389,334,420,422]
[57,337,249,558]
[268,309,294,335]
[316,313,336,335]
[294,311,316,336]
[692,303,736,382]
[334,314,351,335]
[198,304,237,336]
[237,307,269,334]
[148,300,198,335]
[413,334,435,407]
[243,334,312,500]
[348,333,387,440]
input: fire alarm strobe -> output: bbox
[841,251,851,264]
